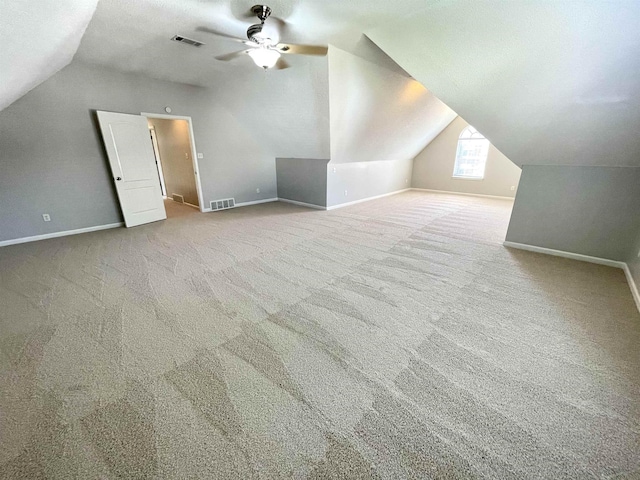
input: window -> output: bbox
[453,125,490,179]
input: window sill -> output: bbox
[452,176,484,181]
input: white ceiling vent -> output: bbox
[210,198,235,211]
[171,35,205,47]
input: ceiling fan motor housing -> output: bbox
[251,5,272,22]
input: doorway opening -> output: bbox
[143,113,205,214]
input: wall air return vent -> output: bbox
[171,35,205,47]
[172,194,184,203]
[210,198,236,211]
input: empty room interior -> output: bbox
[1,1,640,478]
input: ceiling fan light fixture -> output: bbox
[247,48,280,69]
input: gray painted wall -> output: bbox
[0,41,331,243]
[327,159,412,208]
[211,59,330,160]
[276,158,328,207]
[148,118,198,206]
[412,116,521,198]
[506,166,640,261]
[0,60,278,242]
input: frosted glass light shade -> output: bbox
[247,48,280,69]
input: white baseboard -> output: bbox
[278,198,326,210]
[504,241,640,313]
[622,264,640,313]
[411,188,514,201]
[503,241,625,269]
[326,188,410,211]
[234,198,278,208]
[0,223,124,248]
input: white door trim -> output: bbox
[142,113,205,212]
[148,126,167,197]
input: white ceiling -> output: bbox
[369,1,640,168]
[6,0,639,169]
[0,0,99,111]
[73,0,427,86]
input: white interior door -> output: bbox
[97,111,167,227]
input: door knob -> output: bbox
[116,177,122,181]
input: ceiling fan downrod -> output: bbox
[247,5,272,42]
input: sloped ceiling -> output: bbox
[0,0,99,111]
[72,0,434,86]
[6,0,637,167]
[368,0,640,168]
[329,44,457,164]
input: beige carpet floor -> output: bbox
[1,191,639,479]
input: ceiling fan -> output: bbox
[198,4,328,70]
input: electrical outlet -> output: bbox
[344,190,348,196]
[197,153,203,159]
[256,188,260,194]
[333,167,336,173]
[42,214,51,222]
[510,186,516,191]
[405,179,409,184]
[184,152,189,159]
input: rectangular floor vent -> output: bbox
[172,194,184,203]
[210,198,236,211]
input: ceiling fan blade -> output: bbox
[274,58,291,70]
[215,50,249,61]
[276,44,328,56]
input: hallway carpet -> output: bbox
[1,192,639,479]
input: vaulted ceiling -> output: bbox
[0,0,99,111]
[73,0,428,86]
[368,1,640,168]
[4,0,640,169]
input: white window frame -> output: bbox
[452,125,490,180]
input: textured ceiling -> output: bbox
[369,1,640,168]
[73,0,428,86]
[10,0,637,169]
[0,0,99,111]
